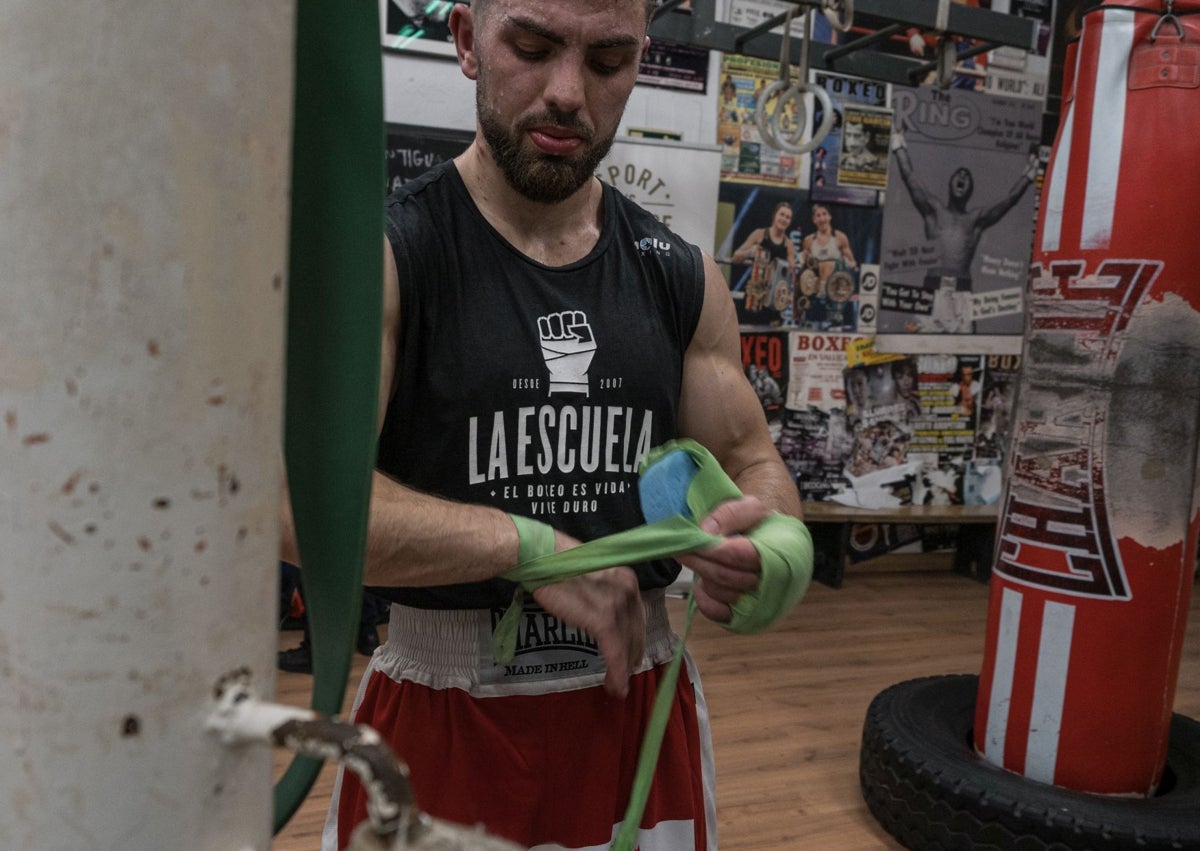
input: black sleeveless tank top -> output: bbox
[760,232,790,263]
[371,161,706,609]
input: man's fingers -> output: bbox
[532,567,645,699]
[680,544,761,591]
[699,496,771,536]
[692,581,734,623]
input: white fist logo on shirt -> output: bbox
[538,311,596,396]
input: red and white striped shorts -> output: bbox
[322,590,716,850]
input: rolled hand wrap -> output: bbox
[496,439,813,662]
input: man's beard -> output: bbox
[477,86,615,203]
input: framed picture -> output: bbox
[380,0,461,59]
[385,123,474,195]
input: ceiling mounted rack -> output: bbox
[649,0,1040,87]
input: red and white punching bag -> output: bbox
[975,0,1200,795]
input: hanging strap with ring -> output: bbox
[754,6,836,155]
[754,7,796,152]
[931,0,958,89]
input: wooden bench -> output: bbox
[800,502,1000,588]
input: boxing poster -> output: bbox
[380,0,457,56]
[714,182,883,331]
[740,330,790,453]
[905,353,984,506]
[877,86,1043,338]
[808,71,890,207]
[963,353,1020,506]
[717,54,804,186]
[384,123,473,195]
[777,331,865,502]
[836,104,893,191]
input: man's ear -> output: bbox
[641,34,651,62]
[449,3,479,80]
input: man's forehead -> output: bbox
[485,0,649,33]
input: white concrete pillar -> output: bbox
[0,3,294,848]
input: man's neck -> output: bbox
[455,143,604,267]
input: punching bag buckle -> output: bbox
[1151,0,1184,42]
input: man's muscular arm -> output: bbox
[976,153,1037,232]
[891,127,937,231]
[676,251,802,623]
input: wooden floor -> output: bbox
[271,567,1200,850]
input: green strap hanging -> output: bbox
[274,0,384,831]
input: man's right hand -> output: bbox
[532,566,645,699]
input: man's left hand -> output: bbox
[679,496,772,623]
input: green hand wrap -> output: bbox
[728,512,814,634]
[498,439,814,661]
[510,513,556,564]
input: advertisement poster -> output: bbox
[836,104,893,191]
[727,0,793,29]
[717,54,803,186]
[983,0,1056,101]
[381,0,457,56]
[715,183,882,331]
[809,72,889,206]
[598,136,722,254]
[385,123,473,194]
[740,330,790,445]
[638,41,711,93]
[777,332,864,502]
[877,86,1042,336]
[905,353,984,505]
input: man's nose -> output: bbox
[544,56,587,116]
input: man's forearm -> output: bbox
[363,471,521,587]
[281,469,522,587]
[730,454,803,521]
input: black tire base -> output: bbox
[859,674,1200,850]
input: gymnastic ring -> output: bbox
[770,83,811,152]
[773,82,835,155]
[821,0,854,33]
[934,36,957,89]
[754,78,790,151]
[760,84,808,154]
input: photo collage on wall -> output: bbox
[715,51,891,334]
[713,6,1048,549]
[772,345,1020,510]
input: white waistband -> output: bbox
[373,590,678,696]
